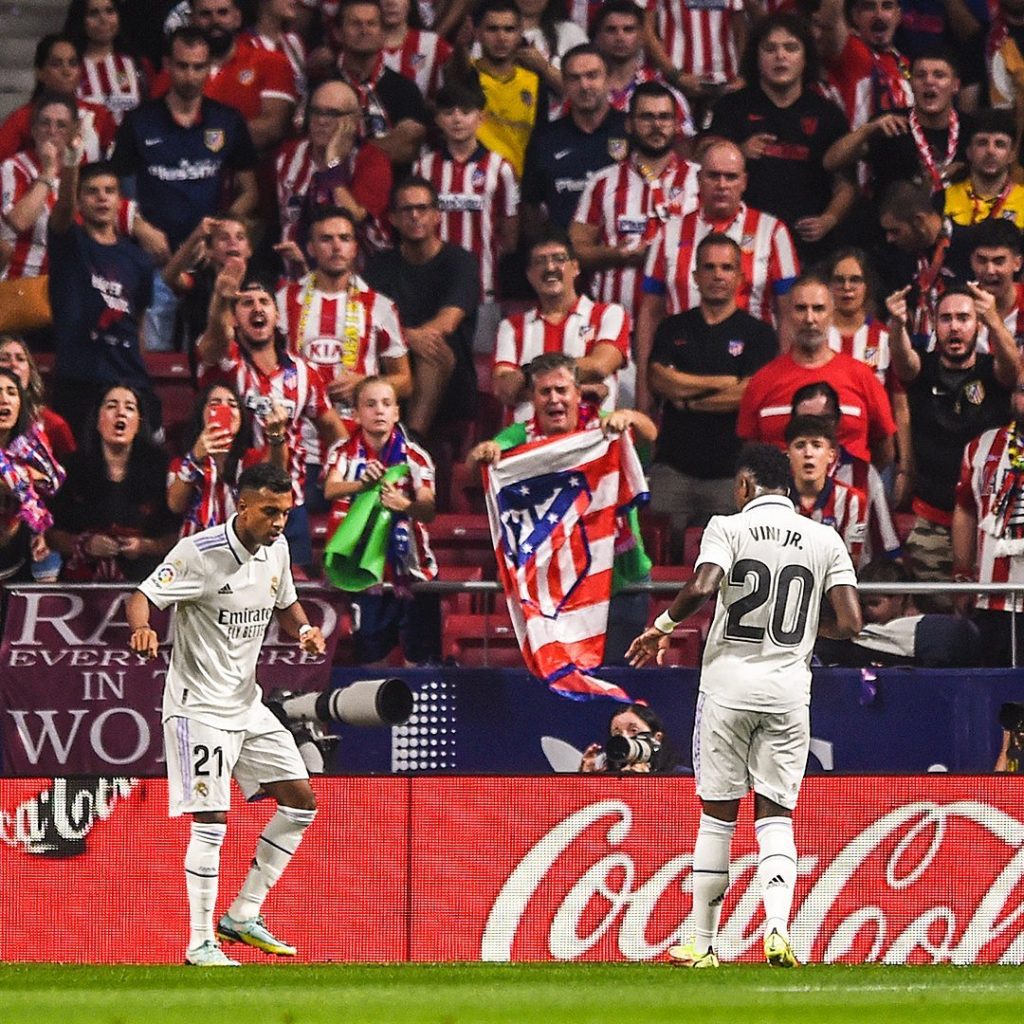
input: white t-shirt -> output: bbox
[139,516,298,730]
[697,493,857,713]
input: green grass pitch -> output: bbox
[1,963,1022,1024]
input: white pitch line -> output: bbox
[748,984,1016,994]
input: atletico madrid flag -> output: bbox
[484,428,648,701]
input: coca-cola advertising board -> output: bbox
[3,775,1024,964]
[0,587,348,776]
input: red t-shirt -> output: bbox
[736,350,897,462]
[0,99,116,162]
[151,36,296,121]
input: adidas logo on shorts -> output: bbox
[218,584,233,594]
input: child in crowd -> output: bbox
[323,375,440,664]
[786,413,868,566]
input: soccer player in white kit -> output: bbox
[627,443,862,968]
[127,463,328,966]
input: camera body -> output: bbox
[604,730,661,770]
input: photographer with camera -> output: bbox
[579,703,678,775]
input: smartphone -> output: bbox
[207,405,233,432]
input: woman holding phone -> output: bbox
[167,383,290,536]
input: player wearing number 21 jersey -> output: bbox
[627,443,861,970]
[128,464,327,967]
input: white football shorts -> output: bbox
[692,693,809,810]
[164,702,308,817]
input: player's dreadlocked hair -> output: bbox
[736,443,790,493]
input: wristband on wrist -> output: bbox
[952,565,975,583]
[266,433,286,446]
[653,610,680,635]
[36,175,56,190]
[298,623,313,638]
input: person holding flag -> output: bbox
[467,352,656,687]
[322,375,439,666]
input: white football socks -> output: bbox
[691,813,736,950]
[185,821,227,949]
[228,806,317,922]
[756,815,798,939]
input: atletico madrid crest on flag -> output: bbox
[485,428,649,702]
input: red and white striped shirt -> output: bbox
[494,295,631,422]
[383,29,453,98]
[78,52,143,124]
[323,426,438,581]
[977,283,1024,354]
[643,201,799,323]
[197,343,330,504]
[656,0,745,81]
[0,150,55,280]
[796,477,869,567]
[414,144,518,300]
[956,425,1024,612]
[833,450,901,565]
[827,35,914,131]
[828,318,891,385]
[275,137,319,245]
[246,30,308,106]
[574,153,698,314]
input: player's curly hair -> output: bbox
[736,442,790,492]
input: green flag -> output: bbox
[323,464,410,591]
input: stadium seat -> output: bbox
[449,460,487,515]
[659,626,704,668]
[638,509,672,565]
[435,565,485,615]
[443,611,524,668]
[683,526,704,567]
[429,514,497,573]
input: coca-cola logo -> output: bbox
[481,796,1024,964]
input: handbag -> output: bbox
[0,276,52,334]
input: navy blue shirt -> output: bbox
[521,109,628,228]
[110,97,256,248]
[47,222,153,388]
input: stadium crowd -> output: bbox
[1,0,1023,667]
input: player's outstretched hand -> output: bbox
[625,627,670,667]
[130,626,159,660]
[299,626,326,656]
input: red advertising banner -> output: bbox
[3,775,1024,964]
[0,587,348,776]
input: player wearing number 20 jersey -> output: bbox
[697,492,857,713]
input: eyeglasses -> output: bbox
[831,274,865,286]
[529,253,571,268]
[309,106,359,119]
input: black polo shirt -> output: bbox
[521,108,628,228]
[906,350,1011,514]
[650,307,778,479]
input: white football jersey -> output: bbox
[139,516,298,730]
[697,494,857,713]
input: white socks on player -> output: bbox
[227,806,317,922]
[185,821,227,949]
[756,815,798,938]
[691,813,736,950]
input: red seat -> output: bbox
[443,611,523,667]
[450,460,487,515]
[429,514,497,573]
[659,626,704,667]
[639,509,672,565]
[683,526,704,567]
[436,565,485,615]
